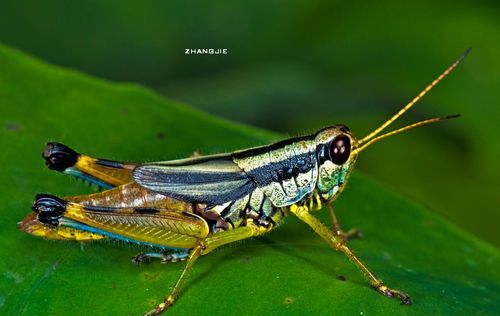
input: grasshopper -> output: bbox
[19,50,469,315]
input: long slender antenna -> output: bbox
[355,114,460,153]
[358,48,470,145]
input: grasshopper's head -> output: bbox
[314,125,359,201]
[313,49,469,203]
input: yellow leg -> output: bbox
[144,243,204,316]
[327,204,362,241]
[144,221,272,315]
[290,205,411,305]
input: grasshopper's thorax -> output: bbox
[313,125,358,205]
[224,125,359,228]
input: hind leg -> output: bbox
[43,142,137,188]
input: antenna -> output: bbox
[358,48,470,145]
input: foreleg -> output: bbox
[290,204,411,305]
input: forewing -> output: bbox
[133,155,256,206]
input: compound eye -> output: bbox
[330,135,351,165]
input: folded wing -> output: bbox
[133,155,256,206]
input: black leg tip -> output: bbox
[32,194,67,227]
[131,253,150,265]
[374,284,412,306]
[43,142,79,171]
[400,294,412,305]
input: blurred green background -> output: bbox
[0,0,498,246]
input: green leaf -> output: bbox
[0,44,498,315]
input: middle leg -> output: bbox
[145,221,272,315]
[132,250,190,264]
